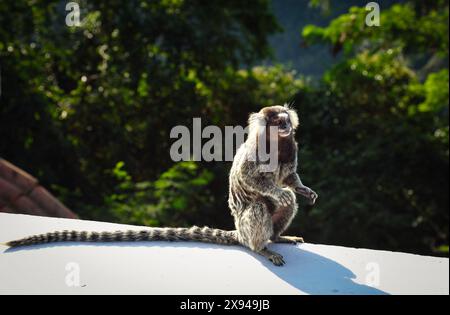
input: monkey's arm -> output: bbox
[241,163,294,206]
[283,173,318,205]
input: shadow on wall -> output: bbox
[252,244,388,295]
[4,240,387,295]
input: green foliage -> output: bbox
[418,69,449,113]
[303,2,449,56]
[152,161,215,225]
[103,161,216,227]
[0,0,280,217]
[0,0,448,256]
[436,245,449,255]
[296,0,449,255]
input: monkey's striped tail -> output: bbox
[2,226,239,248]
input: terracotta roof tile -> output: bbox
[0,159,78,219]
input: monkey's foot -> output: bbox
[273,235,304,244]
[259,248,285,266]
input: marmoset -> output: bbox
[228,104,317,265]
[3,104,317,266]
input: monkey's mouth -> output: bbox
[278,126,292,137]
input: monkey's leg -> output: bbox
[270,192,303,244]
[236,202,285,266]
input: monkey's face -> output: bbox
[248,105,299,139]
[262,106,294,138]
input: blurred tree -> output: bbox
[0,0,448,256]
[99,66,305,229]
[298,0,449,255]
[0,0,280,218]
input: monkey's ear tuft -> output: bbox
[284,103,299,129]
[248,112,266,133]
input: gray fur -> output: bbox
[228,104,318,265]
[5,227,239,248]
[4,105,317,266]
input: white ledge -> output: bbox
[0,213,448,295]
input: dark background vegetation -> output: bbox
[0,0,448,256]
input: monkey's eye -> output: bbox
[271,117,282,124]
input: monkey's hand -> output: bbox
[295,186,318,205]
[274,188,295,207]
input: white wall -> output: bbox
[0,213,448,295]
